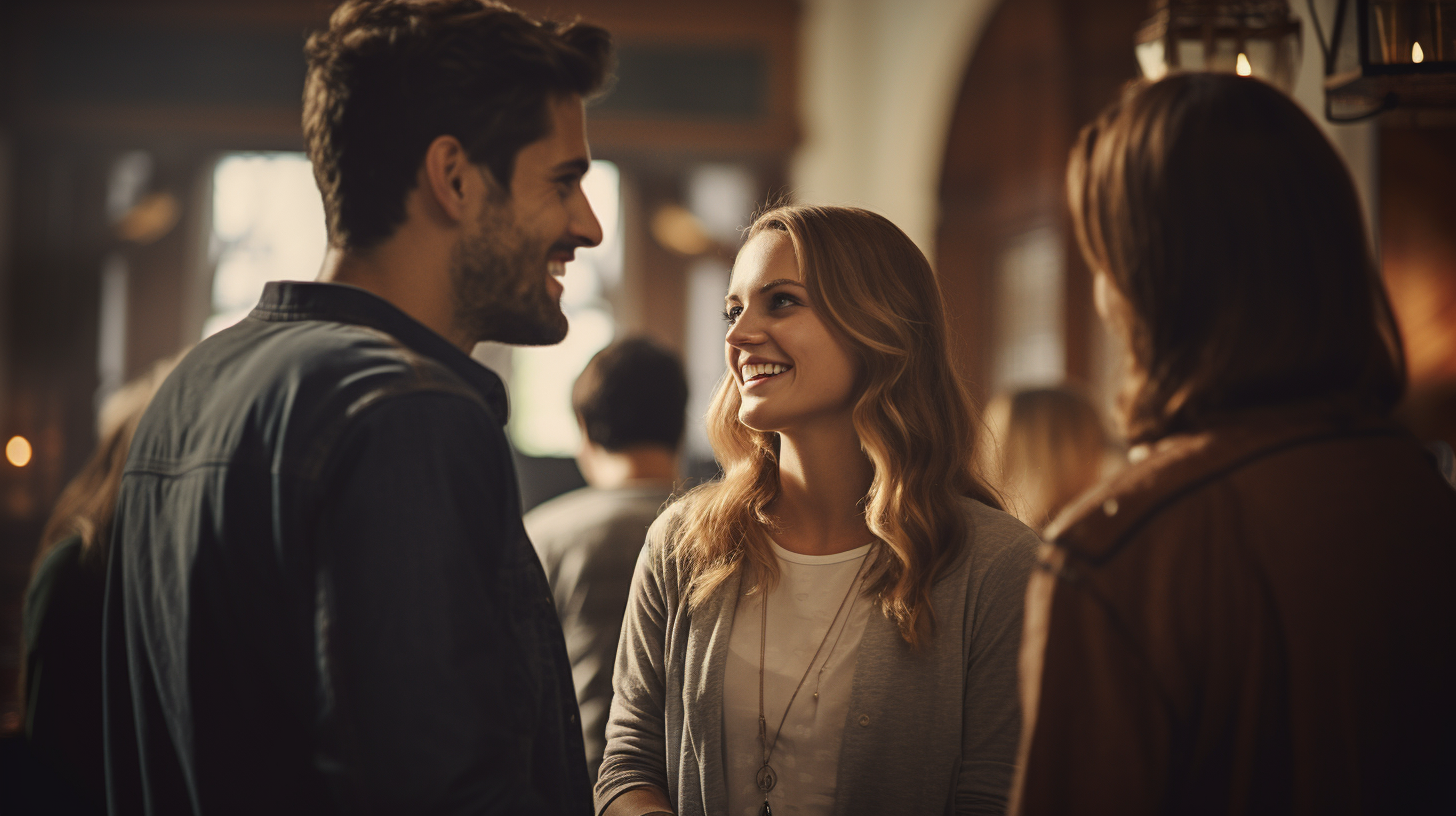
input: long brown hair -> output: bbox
[671,205,1000,646]
[1068,74,1405,444]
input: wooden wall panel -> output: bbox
[1382,125,1456,451]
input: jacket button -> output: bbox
[1102,499,1119,516]
[858,714,870,727]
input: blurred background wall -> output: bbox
[0,0,1452,728]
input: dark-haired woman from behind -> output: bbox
[1012,74,1456,816]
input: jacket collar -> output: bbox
[1046,400,1407,566]
[250,281,510,424]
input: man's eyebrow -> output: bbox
[552,158,591,177]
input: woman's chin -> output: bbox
[736,406,782,435]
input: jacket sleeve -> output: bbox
[594,519,673,813]
[1012,486,1292,816]
[1010,545,1173,816]
[309,390,552,814]
[956,530,1039,815]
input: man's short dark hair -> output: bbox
[573,338,689,453]
[303,0,611,250]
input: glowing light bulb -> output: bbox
[1236,52,1252,76]
[6,435,32,467]
[1412,42,1425,63]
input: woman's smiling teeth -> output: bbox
[742,363,790,381]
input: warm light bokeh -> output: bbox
[5,435,32,467]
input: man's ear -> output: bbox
[422,134,469,223]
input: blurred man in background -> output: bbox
[103,2,611,813]
[526,337,688,781]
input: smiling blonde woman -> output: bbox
[596,205,1040,816]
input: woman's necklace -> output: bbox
[755,547,871,816]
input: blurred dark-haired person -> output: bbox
[525,337,689,782]
[103,2,611,814]
[14,356,175,815]
[1012,74,1456,816]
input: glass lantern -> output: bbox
[1317,0,1456,119]
[1365,0,1454,65]
[1135,0,1303,92]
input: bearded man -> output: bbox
[102,2,610,813]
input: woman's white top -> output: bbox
[595,499,1041,816]
[722,539,876,816]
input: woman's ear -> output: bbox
[421,134,468,223]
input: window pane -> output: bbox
[205,152,325,338]
[507,160,621,457]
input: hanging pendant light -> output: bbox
[1135,0,1303,91]
[1312,0,1456,121]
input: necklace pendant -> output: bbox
[759,800,773,816]
[755,763,777,794]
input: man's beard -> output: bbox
[449,206,568,347]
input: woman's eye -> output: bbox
[722,305,743,325]
[770,292,799,309]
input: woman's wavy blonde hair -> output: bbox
[670,204,1001,646]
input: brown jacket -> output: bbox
[1012,403,1456,816]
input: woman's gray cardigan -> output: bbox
[595,499,1040,816]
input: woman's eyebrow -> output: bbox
[726,279,806,303]
[758,279,806,293]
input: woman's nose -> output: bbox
[725,312,765,348]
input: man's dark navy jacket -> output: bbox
[103,281,592,815]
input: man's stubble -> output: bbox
[449,199,568,347]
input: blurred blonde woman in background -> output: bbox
[977,386,1119,534]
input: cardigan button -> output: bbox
[858,714,870,727]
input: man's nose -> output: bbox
[571,189,604,248]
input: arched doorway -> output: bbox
[935,0,1148,413]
